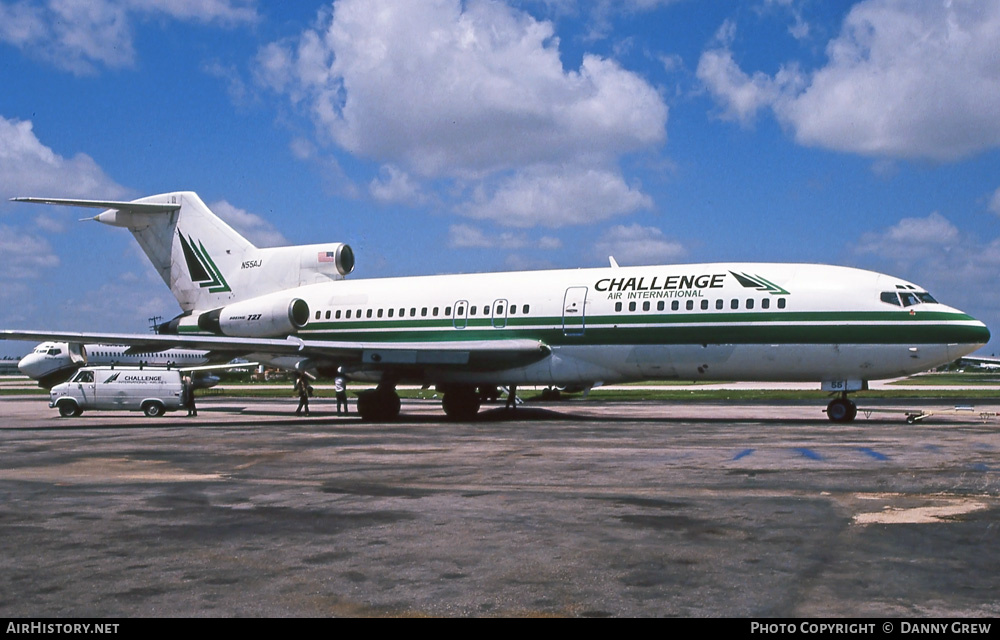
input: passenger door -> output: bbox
[562,287,588,336]
[491,298,508,329]
[453,300,468,329]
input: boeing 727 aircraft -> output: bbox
[2,192,990,422]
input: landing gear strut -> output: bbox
[826,393,857,423]
[357,384,401,422]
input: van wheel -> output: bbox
[58,401,81,417]
[143,401,165,418]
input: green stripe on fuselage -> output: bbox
[282,310,986,346]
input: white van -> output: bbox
[50,367,185,417]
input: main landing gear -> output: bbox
[356,383,401,422]
[356,383,485,422]
[826,392,858,423]
[441,385,481,421]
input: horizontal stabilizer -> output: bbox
[10,197,180,214]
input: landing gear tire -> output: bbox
[826,397,857,423]
[442,388,481,421]
[357,389,401,422]
[479,386,500,403]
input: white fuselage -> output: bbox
[186,262,988,388]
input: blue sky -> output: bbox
[2,0,1000,357]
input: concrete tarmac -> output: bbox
[0,395,998,617]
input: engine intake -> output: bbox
[328,244,354,276]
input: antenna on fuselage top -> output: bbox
[609,256,620,268]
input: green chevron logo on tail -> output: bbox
[729,271,790,295]
[178,232,231,293]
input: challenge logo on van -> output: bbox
[103,372,163,384]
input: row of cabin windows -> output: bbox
[614,297,787,313]
[314,303,531,322]
[90,351,200,359]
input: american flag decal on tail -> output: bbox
[318,251,337,263]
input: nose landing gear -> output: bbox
[826,393,858,423]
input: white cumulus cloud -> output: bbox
[0,224,60,279]
[593,223,685,265]
[0,115,129,204]
[210,200,289,248]
[448,223,562,249]
[856,211,960,265]
[0,0,257,74]
[698,0,1000,161]
[460,165,653,228]
[257,0,667,226]
[989,187,1000,216]
[369,165,427,205]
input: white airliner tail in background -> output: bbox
[12,193,356,314]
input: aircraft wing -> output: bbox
[957,355,1000,369]
[178,361,259,373]
[0,330,551,372]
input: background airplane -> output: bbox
[17,341,220,389]
[956,355,1000,371]
[2,192,990,422]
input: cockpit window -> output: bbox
[899,292,920,307]
[881,291,937,307]
[880,292,901,306]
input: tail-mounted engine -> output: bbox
[162,293,311,338]
[262,242,355,286]
[201,294,310,338]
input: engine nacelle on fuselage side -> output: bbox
[196,293,311,338]
[160,292,310,338]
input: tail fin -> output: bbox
[92,192,254,310]
[13,192,354,312]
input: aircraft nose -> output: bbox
[17,352,46,378]
[963,316,991,345]
[944,313,990,360]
